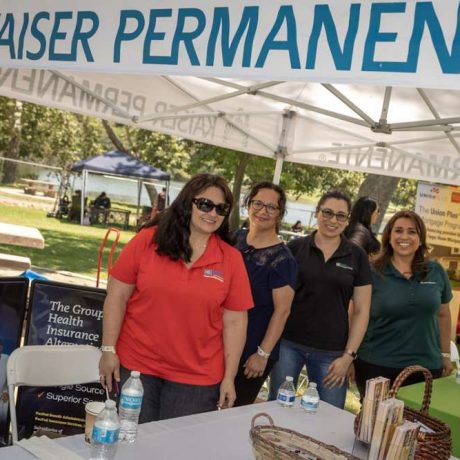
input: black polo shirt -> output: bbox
[284,232,372,351]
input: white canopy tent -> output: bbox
[1,0,459,186]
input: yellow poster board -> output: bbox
[415,183,460,249]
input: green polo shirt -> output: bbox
[358,261,452,370]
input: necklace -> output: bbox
[391,258,412,278]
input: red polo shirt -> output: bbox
[111,227,253,385]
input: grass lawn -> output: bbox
[0,203,135,277]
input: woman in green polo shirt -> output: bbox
[355,210,453,398]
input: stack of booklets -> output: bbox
[357,377,390,443]
[368,398,405,459]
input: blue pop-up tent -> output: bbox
[70,150,170,224]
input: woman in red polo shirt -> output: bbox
[99,174,253,421]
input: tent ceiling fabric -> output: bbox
[70,150,170,181]
[1,69,458,185]
[1,0,460,185]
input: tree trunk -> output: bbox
[102,119,129,153]
[2,100,23,184]
[229,152,250,231]
[358,174,400,231]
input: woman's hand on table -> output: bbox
[99,351,120,392]
[442,356,453,377]
[243,353,268,379]
[218,377,236,410]
[323,355,353,389]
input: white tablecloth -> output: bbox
[0,400,361,459]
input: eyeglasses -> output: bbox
[319,208,349,223]
[249,200,280,215]
[192,198,230,217]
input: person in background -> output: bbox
[99,173,253,421]
[291,220,303,233]
[354,210,453,397]
[94,191,111,209]
[269,190,372,409]
[234,182,297,406]
[344,196,381,257]
[156,187,168,212]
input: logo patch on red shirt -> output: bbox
[203,268,224,283]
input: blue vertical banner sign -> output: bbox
[0,277,28,446]
[16,280,106,440]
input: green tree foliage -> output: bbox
[391,178,417,209]
[0,97,108,169]
[188,143,363,197]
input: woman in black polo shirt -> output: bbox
[269,190,372,409]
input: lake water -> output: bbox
[38,168,317,227]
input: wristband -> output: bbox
[343,349,357,360]
[441,352,450,359]
[101,346,116,354]
[257,346,270,359]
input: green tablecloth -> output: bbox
[397,374,460,457]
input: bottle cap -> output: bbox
[286,376,293,382]
[131,371,141,378]
[105,399,116,408]
[309,382,317,388]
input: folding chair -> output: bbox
[7,345,102,443]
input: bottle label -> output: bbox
[277,392,295,403]
[120,394,142,410]
[301,396,319,411]
[92,426,120,444]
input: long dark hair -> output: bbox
[146,173,234,262]
[244,181,287,232]
[373,210,429,278]
[344,196,378,237]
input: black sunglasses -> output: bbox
[192,198,231,217]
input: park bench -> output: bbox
[0,252,31,270]
[20,179,57,198]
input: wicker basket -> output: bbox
[250,412,359,460]
[354,365,452,460]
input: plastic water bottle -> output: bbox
[119,370,144,443]
[277,376,296,407]
[301,382,320,414]
[90,399,120,460]
[456,364,460,384]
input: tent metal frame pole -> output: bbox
[380,87,392,123]
[165,181,170,207]
[135,81,281,123]
[417,88,460,155]
[204,77,369,127]
[322,83,375,126]
[140,110,281,122]
[273,110,296,185]
[158,76,276,154]
[390,117,460,130]
[136,179,143,222]
[81,170,88,226]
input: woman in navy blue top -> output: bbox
[234,182,297,406]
